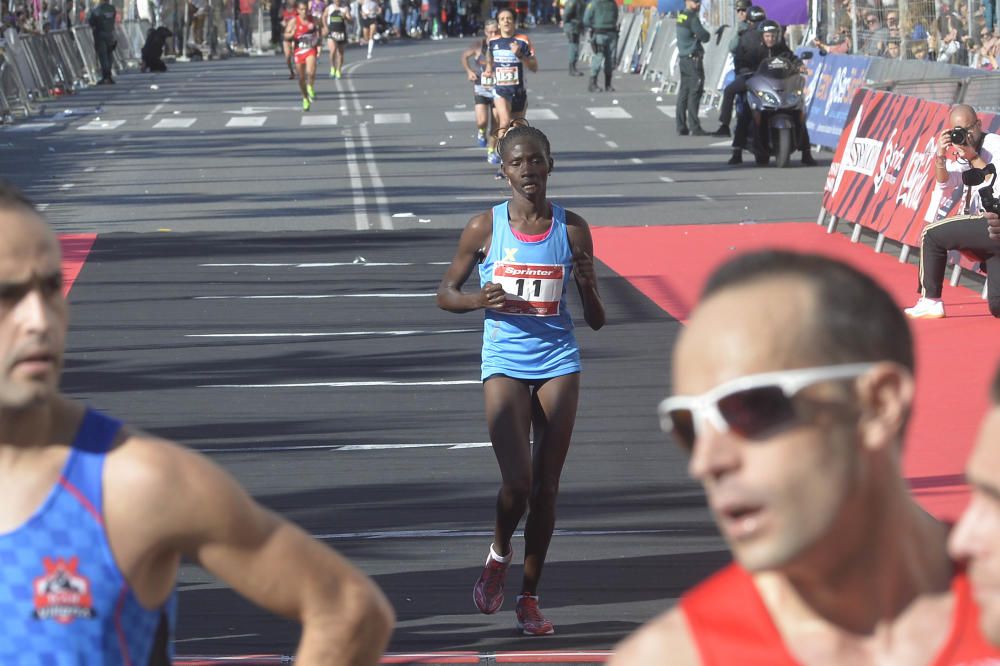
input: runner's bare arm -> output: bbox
[565,211,605,330]
[609,608,701,666]
[436,213,504,313]
[518,37,538,72]
[284,18,296,39]
[462,44,479,81]
[104,435,394,666]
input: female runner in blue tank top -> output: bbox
[437,121,605,636]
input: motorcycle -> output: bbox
[744,51,812,168]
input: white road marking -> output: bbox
[445,110,476,122]
[199,261,451,267]
[657,105,708,118]
[735,191,819,196]
[36,203,50,211]
[200,379,481,388]
[84,166,96,172]
[605,140,618,148]
[596,132,606,138]
[142,98,171,121]
[195,293,436,299]
[79,120,126,130]
[6,123,55,131]
[226,116,267,127]
[153,118,196,129]
[104,149,116,154]
[343,131,370,231]
[315,527,690,540]
[583,125,596,131]
[697,194,714,202]
[659,175,675,183]
[630,157,643,164]
[301,114,338,126]
[525,108,558,120]
[374,112,411,124]
[358,123,393,229]
[174,633,258,643]
[709,140,731,147]
[588,106,632,119]
[454,194,623,201]
[198,441,491,453]
[186,328,476,338]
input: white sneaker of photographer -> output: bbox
[904,297,945,319]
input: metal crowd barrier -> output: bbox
[71,25,102,84]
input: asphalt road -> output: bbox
[2,26,830,660]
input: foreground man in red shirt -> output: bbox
[612,250,1000,665]
[950,363,1000,649]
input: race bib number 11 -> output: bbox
[493,262,563,316]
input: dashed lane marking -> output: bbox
[226,116,268,127]
[525,108,558,120]
[374,112,411,124]
[301,114,339,126]
[153,118,197,129]
[587,106,632,119]
[79,120,126,130]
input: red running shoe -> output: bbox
[473,546,511,614]
[515,594,555,636]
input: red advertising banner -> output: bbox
[821,88,999,248]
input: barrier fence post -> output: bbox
[178,0,191,61]
[816,208,827,226]
[850,222,862,243]
[875,232,886,253]
[899,245,911,264]
[826,214,839,234]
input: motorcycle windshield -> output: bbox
[757,57,799,79]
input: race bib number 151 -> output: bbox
[493,262,563,316]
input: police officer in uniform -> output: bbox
[87,0,117,84]
[675,0,709,136]
[583,0,618,92]
[562,0,585,77]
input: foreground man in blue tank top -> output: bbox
[0,182,394,665]
[437,122,606,636]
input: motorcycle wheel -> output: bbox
[775,127,792,168]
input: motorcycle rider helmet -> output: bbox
[746,5,766,23]
[758,19,781,33]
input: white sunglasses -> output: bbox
[658,363,876,451]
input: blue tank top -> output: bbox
[479,201,580,380]
[487,34,532,96]
[0,408,177,665]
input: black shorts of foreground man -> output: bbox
[906,104,1000,320]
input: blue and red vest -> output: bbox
[0,408,177,665]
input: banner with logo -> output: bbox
[822,88,999,247]
[801,53,872,150]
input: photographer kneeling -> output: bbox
[906,104,1000,319]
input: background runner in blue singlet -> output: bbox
[436,123,605,637]
[483,9,536,142]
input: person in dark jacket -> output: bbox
[583,0,618,91]
[87,0,117,84]
[562,0,585,76]
[674,0,709,135]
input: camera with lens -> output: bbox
[962,164,1000,215]
[948,126,969,146]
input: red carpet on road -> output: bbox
[592,222,1000,521]
[58,234,97,297]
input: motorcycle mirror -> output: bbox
[800,50,814,59]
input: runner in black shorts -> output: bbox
[323,0,351,78]
[462,19,500,165]
[484,8,536,143]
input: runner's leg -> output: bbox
[521,372,579,595]
[484,375,533,557]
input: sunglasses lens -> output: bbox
[717,386,795,439]
[664,408,696,452]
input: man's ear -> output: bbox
[548,157,555,173]
[856,362,915,452]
